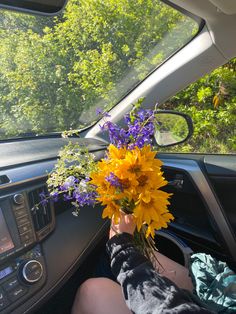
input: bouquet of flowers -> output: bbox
[46,100,174,259]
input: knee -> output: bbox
[78,278,100,301]
[71,278,108,314]
[72,279,95,314]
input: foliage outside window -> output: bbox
[0,0,198,140]
[158,58,236,154]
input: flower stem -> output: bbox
[133,226,161,267]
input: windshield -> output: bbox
[0,0,199,140]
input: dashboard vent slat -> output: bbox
[0,175,10,185]
[28,186,52,231]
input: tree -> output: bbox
[160,59,236,153]
[0,0,196,139]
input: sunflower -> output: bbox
[146,213,174,238]
[101,201,120,223]
[107,144,126,160]
[134,190,173,235]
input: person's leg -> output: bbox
[71,253,193,314]
[71,277,132,314]
[154,252,193,292]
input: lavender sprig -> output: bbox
[100,102,156,149]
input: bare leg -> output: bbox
[71,253,193,314]
[71,277,132,314]
[154,252,193,292]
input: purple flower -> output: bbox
[99,105,156,149]
[100,121,130,148]
[128,122,140,137]
[39,191,46,199]
[61,176,76,191]
[103,112,111,118]
[39,191,48,206]
[124,113,131,124]
[137,109,154,122]
[73,190,97,207]
[96,108,111,118]
[105,172,123,190]
[96,108,103,116]
[128,143,135,150]
[63,193,73,201]
[125,109,155,148]
[50,192,59,202]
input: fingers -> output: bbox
[119,213,135,235]
[109,212,136,239]
[124,214,134,225]
[109,219,119,239]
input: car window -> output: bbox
[158,58,236,154]
[0,0,199,140]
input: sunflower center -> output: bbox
[120,178,131,189]
[129,164,141,173]
[138,175,148,186]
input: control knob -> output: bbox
[13,193,25,205]
[19,260,43,284]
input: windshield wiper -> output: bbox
[18,132,39,137]
[0,130,84,142]
[17,131,71,139]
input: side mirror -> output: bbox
[0,0,68,15]
[154,111,193,147]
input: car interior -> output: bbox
[0,0,235,313]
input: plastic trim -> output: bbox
[161,158,236,261]
[0,160,55,190]
[155,230,193,268]
[0,0,68,16]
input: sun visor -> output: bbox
[0,0,67,15]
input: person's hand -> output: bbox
[109,212,136,239]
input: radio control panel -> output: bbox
[0,185,55,313]
[0,185,55,264]
[0,246,46,313]
[12,194,35,249]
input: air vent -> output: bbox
[28,186,52,232]
[0,175,10,185]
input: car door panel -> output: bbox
[158,154,236,269]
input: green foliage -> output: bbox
[0,0,197,139]
[46,140,98,212]
[160,60,236,154]
[47,142,97,193]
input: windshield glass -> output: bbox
[0,0,199,140]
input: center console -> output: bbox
[0,185,55,313]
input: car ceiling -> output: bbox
[168,0,236,59]
[209,0,236,15]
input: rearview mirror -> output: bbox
[154,111,193,147]
[0,0,67,15]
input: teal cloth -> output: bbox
[190,253,236,313]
